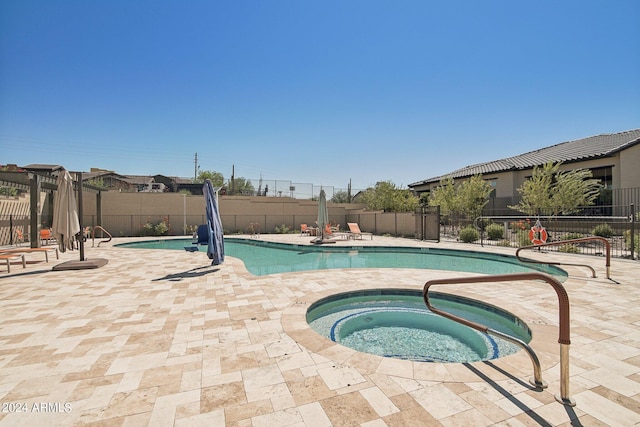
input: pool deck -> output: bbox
[1,234,639,426]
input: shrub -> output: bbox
[141,217,171,236]
[485,223,504,240]
[563,232,583,241]
[559,244,579,253]
[509,219,531,231]
[623,230,639,256]
[155,220,169,236]
[516,230,533,247]
[591,223,613,238]
[142,222,155,236]
[274,224,291,234]
[497,239,512,247]
[459,226,479,243]
[476,218,492,231]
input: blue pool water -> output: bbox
[116,238,567,279]
[307,289,532,362]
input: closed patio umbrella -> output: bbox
[52,169,80,253]
[204,179,224,265]
[314,188,329,243]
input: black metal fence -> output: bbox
[437,204,638,260]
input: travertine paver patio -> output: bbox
[1,234,639,426]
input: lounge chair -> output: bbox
[14,229,26,246]
[0,247,59,263]
[322,224,349,240]
[40,228,55,245]
[300,224,310,236]
[0,253,26,273]
[347,223,373,240]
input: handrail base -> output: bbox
[555,394,576,407]
[530,377,548,390]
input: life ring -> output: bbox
[529,225,548,245]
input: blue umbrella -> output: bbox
[203,179,225,265]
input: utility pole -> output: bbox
[231,164,235,195]
[194,153,198,180]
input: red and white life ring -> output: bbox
[528,225,548,245]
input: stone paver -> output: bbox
[1,234,639,426]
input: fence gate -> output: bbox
[416,206,440,241]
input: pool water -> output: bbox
[307,289,532,363]
[117,238,568,279]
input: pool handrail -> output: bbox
[516,236,611,280]
[91,226,112,247]
[423,272,575,406]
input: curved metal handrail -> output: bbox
[516,236,611,280]
[423,272,575,406]
[91,226,112,247]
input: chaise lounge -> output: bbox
[347,222,373,240]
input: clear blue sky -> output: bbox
[2,1,639,194]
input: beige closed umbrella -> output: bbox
[312,188,330,244]
[52,170,80,252]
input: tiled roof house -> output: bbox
[408,129,640,208]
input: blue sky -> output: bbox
[2,1,639,195]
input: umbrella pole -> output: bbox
[77,172,85,261]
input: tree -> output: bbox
[195,170,224,186]
[510,161,601,216]
[456,175,493,219]
[360,181,419,212]
[226,177,255,195]
[552,168,601,215]
[428,176,457,216]
[331,190,351,203]
[428,175,492,231]
[86,177,107,189]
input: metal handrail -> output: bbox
[423,272,575,406]
[91,226,112,247]
[516,237,611,280]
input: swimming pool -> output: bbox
[116,238,567,279]
[307,289,531,362]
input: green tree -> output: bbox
[552,168,601,215]
[456,174,493,219]
[428,176,457,217]
[510,161,601,216]
[331,190,351,203]
[195,170,224,186]
[86,177,107,189]
[428,175,492,233]
[226,177,255,195]
[360,181,419,212]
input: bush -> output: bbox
[497,239,512,247]
[516,230,533,247]
[459,226,479,243]
[485,223,504,240]
[563,232,583,241]
[141,217,171,236]
[476,218,492,231]
[623,230,639,256]
[274,224,291,234]
[559,244,580,253]
[591,223,613,238]
[509,219,531,231]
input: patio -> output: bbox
[1,234,639,426]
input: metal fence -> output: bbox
[437,204,638,259]
[2,203,638,260]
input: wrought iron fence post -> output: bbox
[631,203,635,261]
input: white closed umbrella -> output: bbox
[52,170,80,252]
